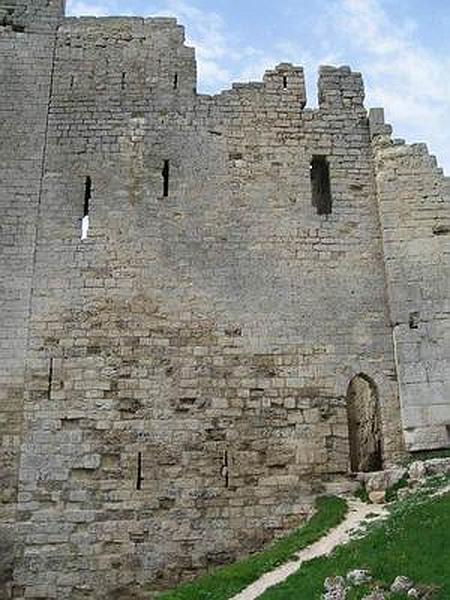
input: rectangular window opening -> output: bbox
[136,452,143,490]
[310,155,332,215]
[283,75,288,89]
[162,160,170,197]
[121,72,126,90]
[173,73,178,89]
[81,176,91,240]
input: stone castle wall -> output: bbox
[0,4,448,599]
[0,2,64,595]
[370,110,450,451]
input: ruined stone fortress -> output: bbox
[1,0,449,598]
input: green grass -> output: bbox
[260,488,450,599]
[345,586,408,600]
[156,496,348,600]
[354,485,370,504]
[385,476,409,502]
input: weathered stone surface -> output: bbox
[410,458,450,480]
[323,576,347,599]
[408,460,428,481]
[373,126,450,453]
[347,569,372,586]
[360,467,407,492]
[391,575,414,594]
[368,491,386,504]
[362,592,386,600]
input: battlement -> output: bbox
[210,63,370,116]
[0,0,64,31]
[62,14,187,38]
[263,63,307,107]
[53,15,196,106]
[318,65,365,110]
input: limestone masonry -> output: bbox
[0,1,449,598]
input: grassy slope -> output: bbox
[261,490,450,599]
[157,496,348,600]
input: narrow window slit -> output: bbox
[222,449,229,488]
[70,75,74,89]
[283,75,288,89]
[310,155,332,215]
[48,357,54,400]
[81,176,91,240]
[162,160,170,197]
[136,452,143,490]
[173,73,178,89]
[121,72,126,90]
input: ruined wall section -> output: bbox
[0,1,63,596]
[371,110,450,451]
[190,64,401,454]
[0,0,61,534]
[15,18,239,600]
[0,0,64,31]
[14,16,402,598]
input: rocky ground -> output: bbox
[323,570,435,599]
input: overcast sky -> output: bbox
[66,0,450,174]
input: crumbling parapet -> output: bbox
[368,108,392,139]
[0,0,64,31]
[371,110,450,451]
[263,63,307,108]
[318,65,365,110]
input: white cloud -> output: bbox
[325,0,450,172]
[164,0,234,87]
[66,0,112,16]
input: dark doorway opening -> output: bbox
[346,374,382,472]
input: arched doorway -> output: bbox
[346,374,382,472]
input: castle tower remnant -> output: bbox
[0,0,64,31]
[0,6,449,599]
[0,2,65,596]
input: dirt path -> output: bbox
[230,498,388,600]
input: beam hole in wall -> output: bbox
[409,312,420,330]
[81,176,91,240]
[162,160,170,197]
[310,155,332,215]
[432,223,450,236]
[346,373,382,472]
